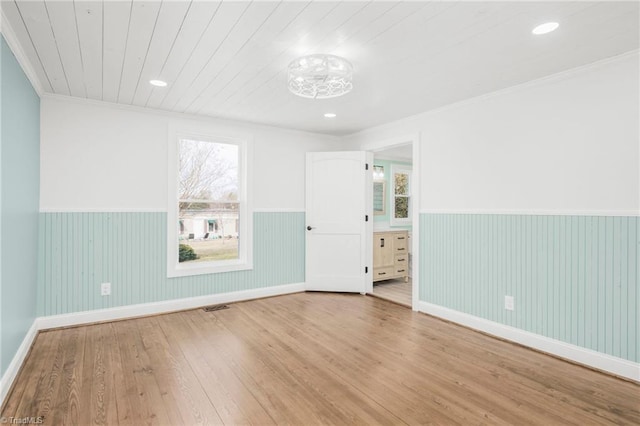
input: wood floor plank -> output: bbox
[2,293,638,425]
[261,294,537,424]
[172,310,277,425]
[21,328,68,420]
[241,297,467,424]
[100,322,134,425]
[111,320,148,425]
[56,327,86,426]
[2,331,54,419]
[141,315,225,425]
[185,310,324,425]
[372,279,412,306]
[309,294,633,424]
[115,318,173,425]
[198,303,405,425]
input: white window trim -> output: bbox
[167,124,253,278]
[390,164,412,226]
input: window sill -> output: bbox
[167,260,253,278]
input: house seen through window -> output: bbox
[178,138,240,263]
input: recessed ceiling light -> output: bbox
[324,113,337,118]
[149,79,167,87]
[532,22,559,35]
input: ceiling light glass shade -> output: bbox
[288,54,353,99]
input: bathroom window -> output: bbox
[391,165,411,225]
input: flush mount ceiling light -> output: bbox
[149,79,168,87]
[324,112,337,118]
[288,54,353,99]
[532,22,559,35]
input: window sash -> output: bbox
[167,126,253,278]
[390,165,412,225]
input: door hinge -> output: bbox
[365,163,369,170]
[365,266,368,273]
[365,215,368,222]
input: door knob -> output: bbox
[306,226,314,231]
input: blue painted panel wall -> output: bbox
[420,214,639,362]
[37,212,305,316]
[1,36,40,375]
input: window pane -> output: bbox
[395,173,409,195]
[178,202,239,262]
[179,139,238,202]
[395,197,409,219]
[178,138,240,264]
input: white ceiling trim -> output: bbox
[0,8,44,96]
[40,92,341,142]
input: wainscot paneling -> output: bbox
[37,212,304,316]
[419,214,638,363]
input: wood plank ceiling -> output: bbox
[3,1,639,135]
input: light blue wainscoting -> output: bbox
[419,214,638,363]
[37,212,305,316]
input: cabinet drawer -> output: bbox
[395,265,409,275]
[395,254,408,268]
[374,267,394,280]
[393,234,408,253]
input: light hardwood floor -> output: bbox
[2,293,639,425]
[372,278,412,307]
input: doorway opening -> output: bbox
[370,142,413,307]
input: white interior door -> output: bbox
[305,151,372,293]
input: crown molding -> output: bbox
[0,10,44,96]
[41,93,342,142]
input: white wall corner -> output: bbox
[0,12,44,96]
[0,320,39,408]
[417,301,640,383]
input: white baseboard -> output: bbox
[38,283,305,330]
[0,320,39,408]
[418,301,640,382]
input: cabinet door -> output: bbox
[373,234,394,267]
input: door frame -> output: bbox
[359,133,420,311]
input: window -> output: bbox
[168,128,252,277]
[390,165,411,226]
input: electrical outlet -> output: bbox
[101,282,111,296]
[504,295,514,311]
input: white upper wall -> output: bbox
[40,96,339,211]
[41,51,640,214]
[346,52,639,215]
